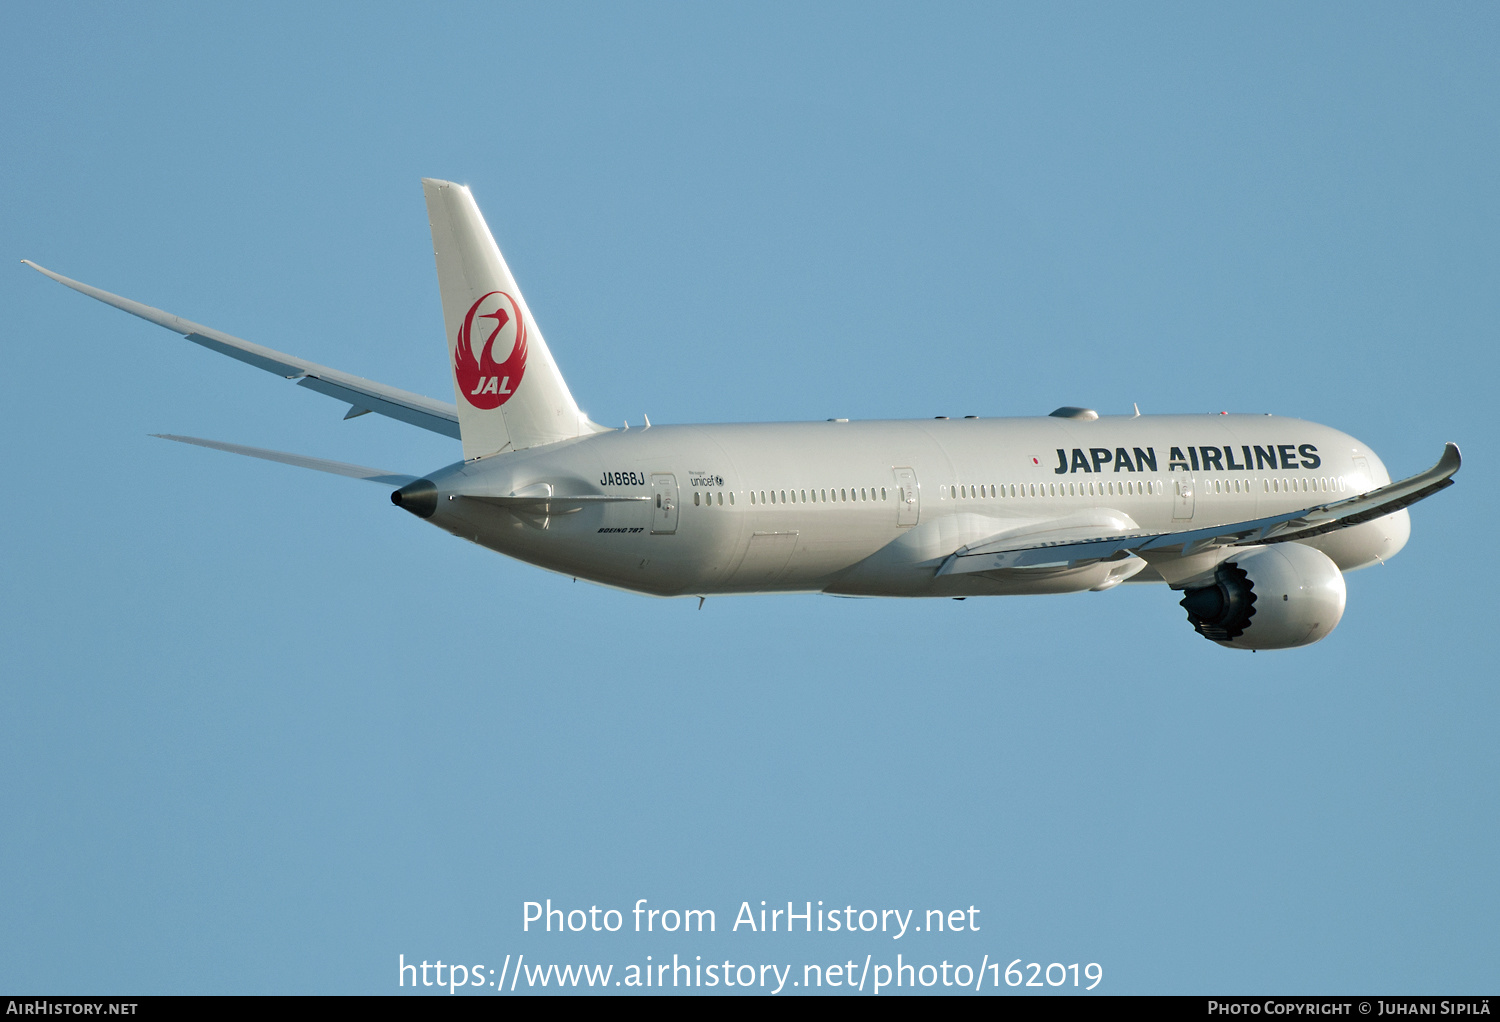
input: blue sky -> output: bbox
[2,2,1495,994]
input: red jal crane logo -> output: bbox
[454,291,528,409]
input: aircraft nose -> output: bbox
[391,478,438,519]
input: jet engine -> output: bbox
[1178,544,1346,650]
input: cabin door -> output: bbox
[894,467,920,527]
[1173,475,1196,520]
[650,474,679,534]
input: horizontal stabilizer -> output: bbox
[153,434,417,485]
[940,443,1461,574]
[23,261,461,439]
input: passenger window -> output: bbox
[801,489,807,502]
[717,492,723,505]
[694,492,701,506]
[881,487,887,500]
[781,490,787,503]
[729,492,735,505]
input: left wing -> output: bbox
[939,442,1461,575]
[23,261,461,439]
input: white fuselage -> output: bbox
[411,413,1411,598]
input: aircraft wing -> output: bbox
[938,443,1461,575]
[23,261,461,439]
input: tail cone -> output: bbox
[391,479,438,518]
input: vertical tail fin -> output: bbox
[423,178,599,459]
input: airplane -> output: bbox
[23,179,1461,650]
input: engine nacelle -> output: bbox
[1178,544,1347,650]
